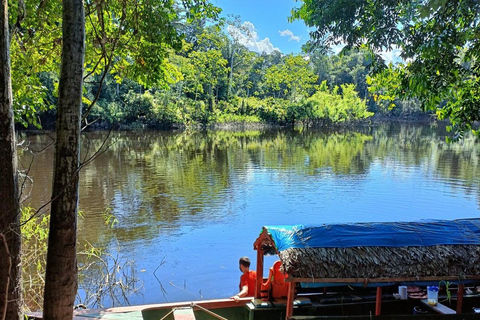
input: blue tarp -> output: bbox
[264,218,480,252]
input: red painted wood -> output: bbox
[457,284,464,314]
[375,287,382,316]
[256,248,264,299]
[286,282,295,319]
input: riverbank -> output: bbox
[18,113,439,133]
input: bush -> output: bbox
[305,82,373,123]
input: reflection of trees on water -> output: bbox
[17,123,480,248]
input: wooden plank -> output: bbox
[141,297,251,313]
[286,282,295,319]
[256,248,264,299]
[173,307,196,320]
[375,287,382,316]
[456,284,464,314]
[420,299,456,314]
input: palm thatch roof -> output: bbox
[278,245,480,280]
[254,219,480,283]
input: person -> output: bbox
[231,256,256,302]
[261,260,288,300]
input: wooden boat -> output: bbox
[142,218,480,320]
[141,297,251,320]
[140,287,480,320]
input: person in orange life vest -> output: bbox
[231,256,256,302]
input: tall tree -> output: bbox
[264,55,318,100]
[292,0,480,138]
[42,0,85,318]
[0,0,22,317]
[0,234,10,320]
[225,16,252,99]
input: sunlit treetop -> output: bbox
[292,0,480,140]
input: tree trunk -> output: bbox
[228,45,234,100]
[0,0,22,317]
[0,234,11,320]
[43,0,85,318]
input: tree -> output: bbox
[292,0,480,138]
[0,234,10,320]
[225,16,253,99]
[264,55,318,101]
[10,0,62,128]
[0,0,22,318]
[186,30,228,111]
[42,0,85,318]
[310,48,372,99]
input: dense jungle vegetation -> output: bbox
[22,22,426,131]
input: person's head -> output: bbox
[239,256,250,272]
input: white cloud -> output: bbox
[379,46,402,65]
[278,29,301,42]
[331,44,345,55]
[330,43,403,65]
[227,21,280,54]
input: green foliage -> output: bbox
[83,0,220,88]
[215,113,260,123]
[256,97,289,124]
[310,48,372,99]
[10,0,220,129]
[20,206,138,311]
[264,55,318,100]
[10,0,62,127]
[292,0,480,139]
[12,4,412,130]
[21,207,49,311]
[305,81,373,124]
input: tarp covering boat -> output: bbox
[253,219,480,319]
[262,219,480,252]
[254,218,480,280]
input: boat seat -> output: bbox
[173,306,196,320]
[420,299,456,314]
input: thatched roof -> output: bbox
[278,245,480,280]
[254,219,480,283]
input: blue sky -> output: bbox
[212,0,310,54]
[211,0,402,63]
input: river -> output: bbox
[17,122,480,308]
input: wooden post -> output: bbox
[375,287,382,316]
[255,247,264,299]
[457,284,464,314]
[286,282,295,319]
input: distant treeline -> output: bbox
[30,24,428,130]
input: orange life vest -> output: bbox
[260,260,288,300]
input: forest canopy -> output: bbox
[292,0,480,139]
[10,0,478,134]
[10,4,427,131]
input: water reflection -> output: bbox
[17,123,480,305]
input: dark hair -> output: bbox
[239,256,251,268]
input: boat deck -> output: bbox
[26,297,252,320]
[25,293,480,320]
[27,304,149,319]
